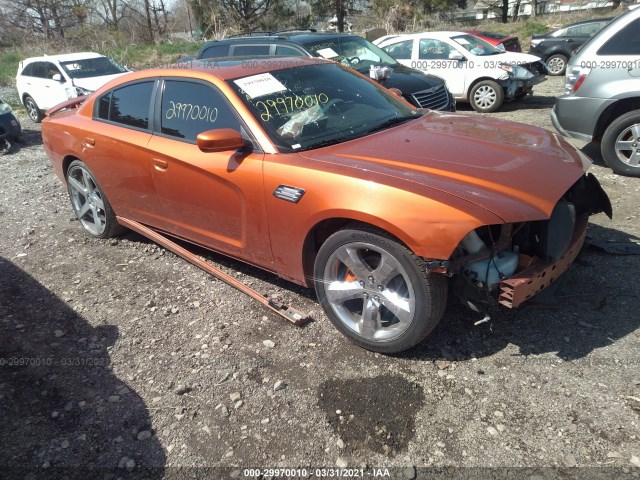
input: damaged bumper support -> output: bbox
[498,216,587,308]
[447,173,611,313]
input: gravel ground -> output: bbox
[1,77,640,480]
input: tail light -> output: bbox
[564,66,591,95]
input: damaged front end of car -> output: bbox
[433,173,611,316]
[499,60,547,99]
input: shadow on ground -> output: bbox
[0,256,165,478]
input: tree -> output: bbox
[0,0,82,39]
[372,0,467,31]
[310,0,367,32]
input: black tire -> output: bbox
[66,160,125,238]
[24,95,44,123]
[601,110,640,177]
[545,54,567,76]
[469,80,504,113]
[313,225,447,353]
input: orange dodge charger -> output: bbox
[42,57,611,353]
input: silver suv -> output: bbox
[551,6,640,177]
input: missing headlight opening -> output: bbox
[448,173,612,314]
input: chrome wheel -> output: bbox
[67,164,107,236]
[602,110,640,177]
[614,123,640,167]
[322,241,416,342]
[314,227,447,352]
[546,55,567,76]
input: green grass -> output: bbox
[0,51,23,89]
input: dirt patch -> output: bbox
[318,375,423,456]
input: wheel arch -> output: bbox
[593,98,640,143]
[62,155,80,180]
[466,76,504,100]
[301,218,416,286]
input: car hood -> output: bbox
[483,51,542,64]
[297,111,589,223]
[369,63,446,91]
[72,73,128,92]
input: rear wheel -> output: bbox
[546,54,567,76]
[313,226,447,353]
[601,110,640,177]
[66,160,125,238]
[469,80,504,113]
[24,95,43,123]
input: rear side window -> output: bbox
[597,18,640,55]
[231,45,270,56]
[97,81,153,129]
[200,44,229,59]
[160,80,241,142]
[20,63,35,77]
[30,62,48,79]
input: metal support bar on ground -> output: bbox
[117,217,310,326]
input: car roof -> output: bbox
[465,30,516,40]
[382,31,473,41]
[561,17,613,27]
[132,56,328,82]
[22,52,104,64]
[203,31,359,46]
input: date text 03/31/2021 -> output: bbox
[242,468,391,478]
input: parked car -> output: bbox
[196,32,456,112]
[552,7,640,177]
[16,52,129,123]
[464,30,522,52]
[374,32,546,113]
[529,17,612,76]
[0,98,22,148]
[41,57,611,353]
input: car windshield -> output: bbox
[229,62,420,153]
[59,57,127,79]
[302,36,398,73]
[451,34,503,56]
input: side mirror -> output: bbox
[52,73,63,82]
[448,50,464,61]
[196,128,246,152]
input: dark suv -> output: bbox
[529,18,611,75]
[196,32,456,112]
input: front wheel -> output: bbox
[66,160,125,238]
[469,80,504,113]
[601,110,640,177]
[313,226,447,353]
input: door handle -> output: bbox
[84,137,95,147]
[152,158,168,171]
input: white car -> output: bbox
[374,32,547,113]
[16,52,129,123]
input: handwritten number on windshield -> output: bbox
[256,93,329,122]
